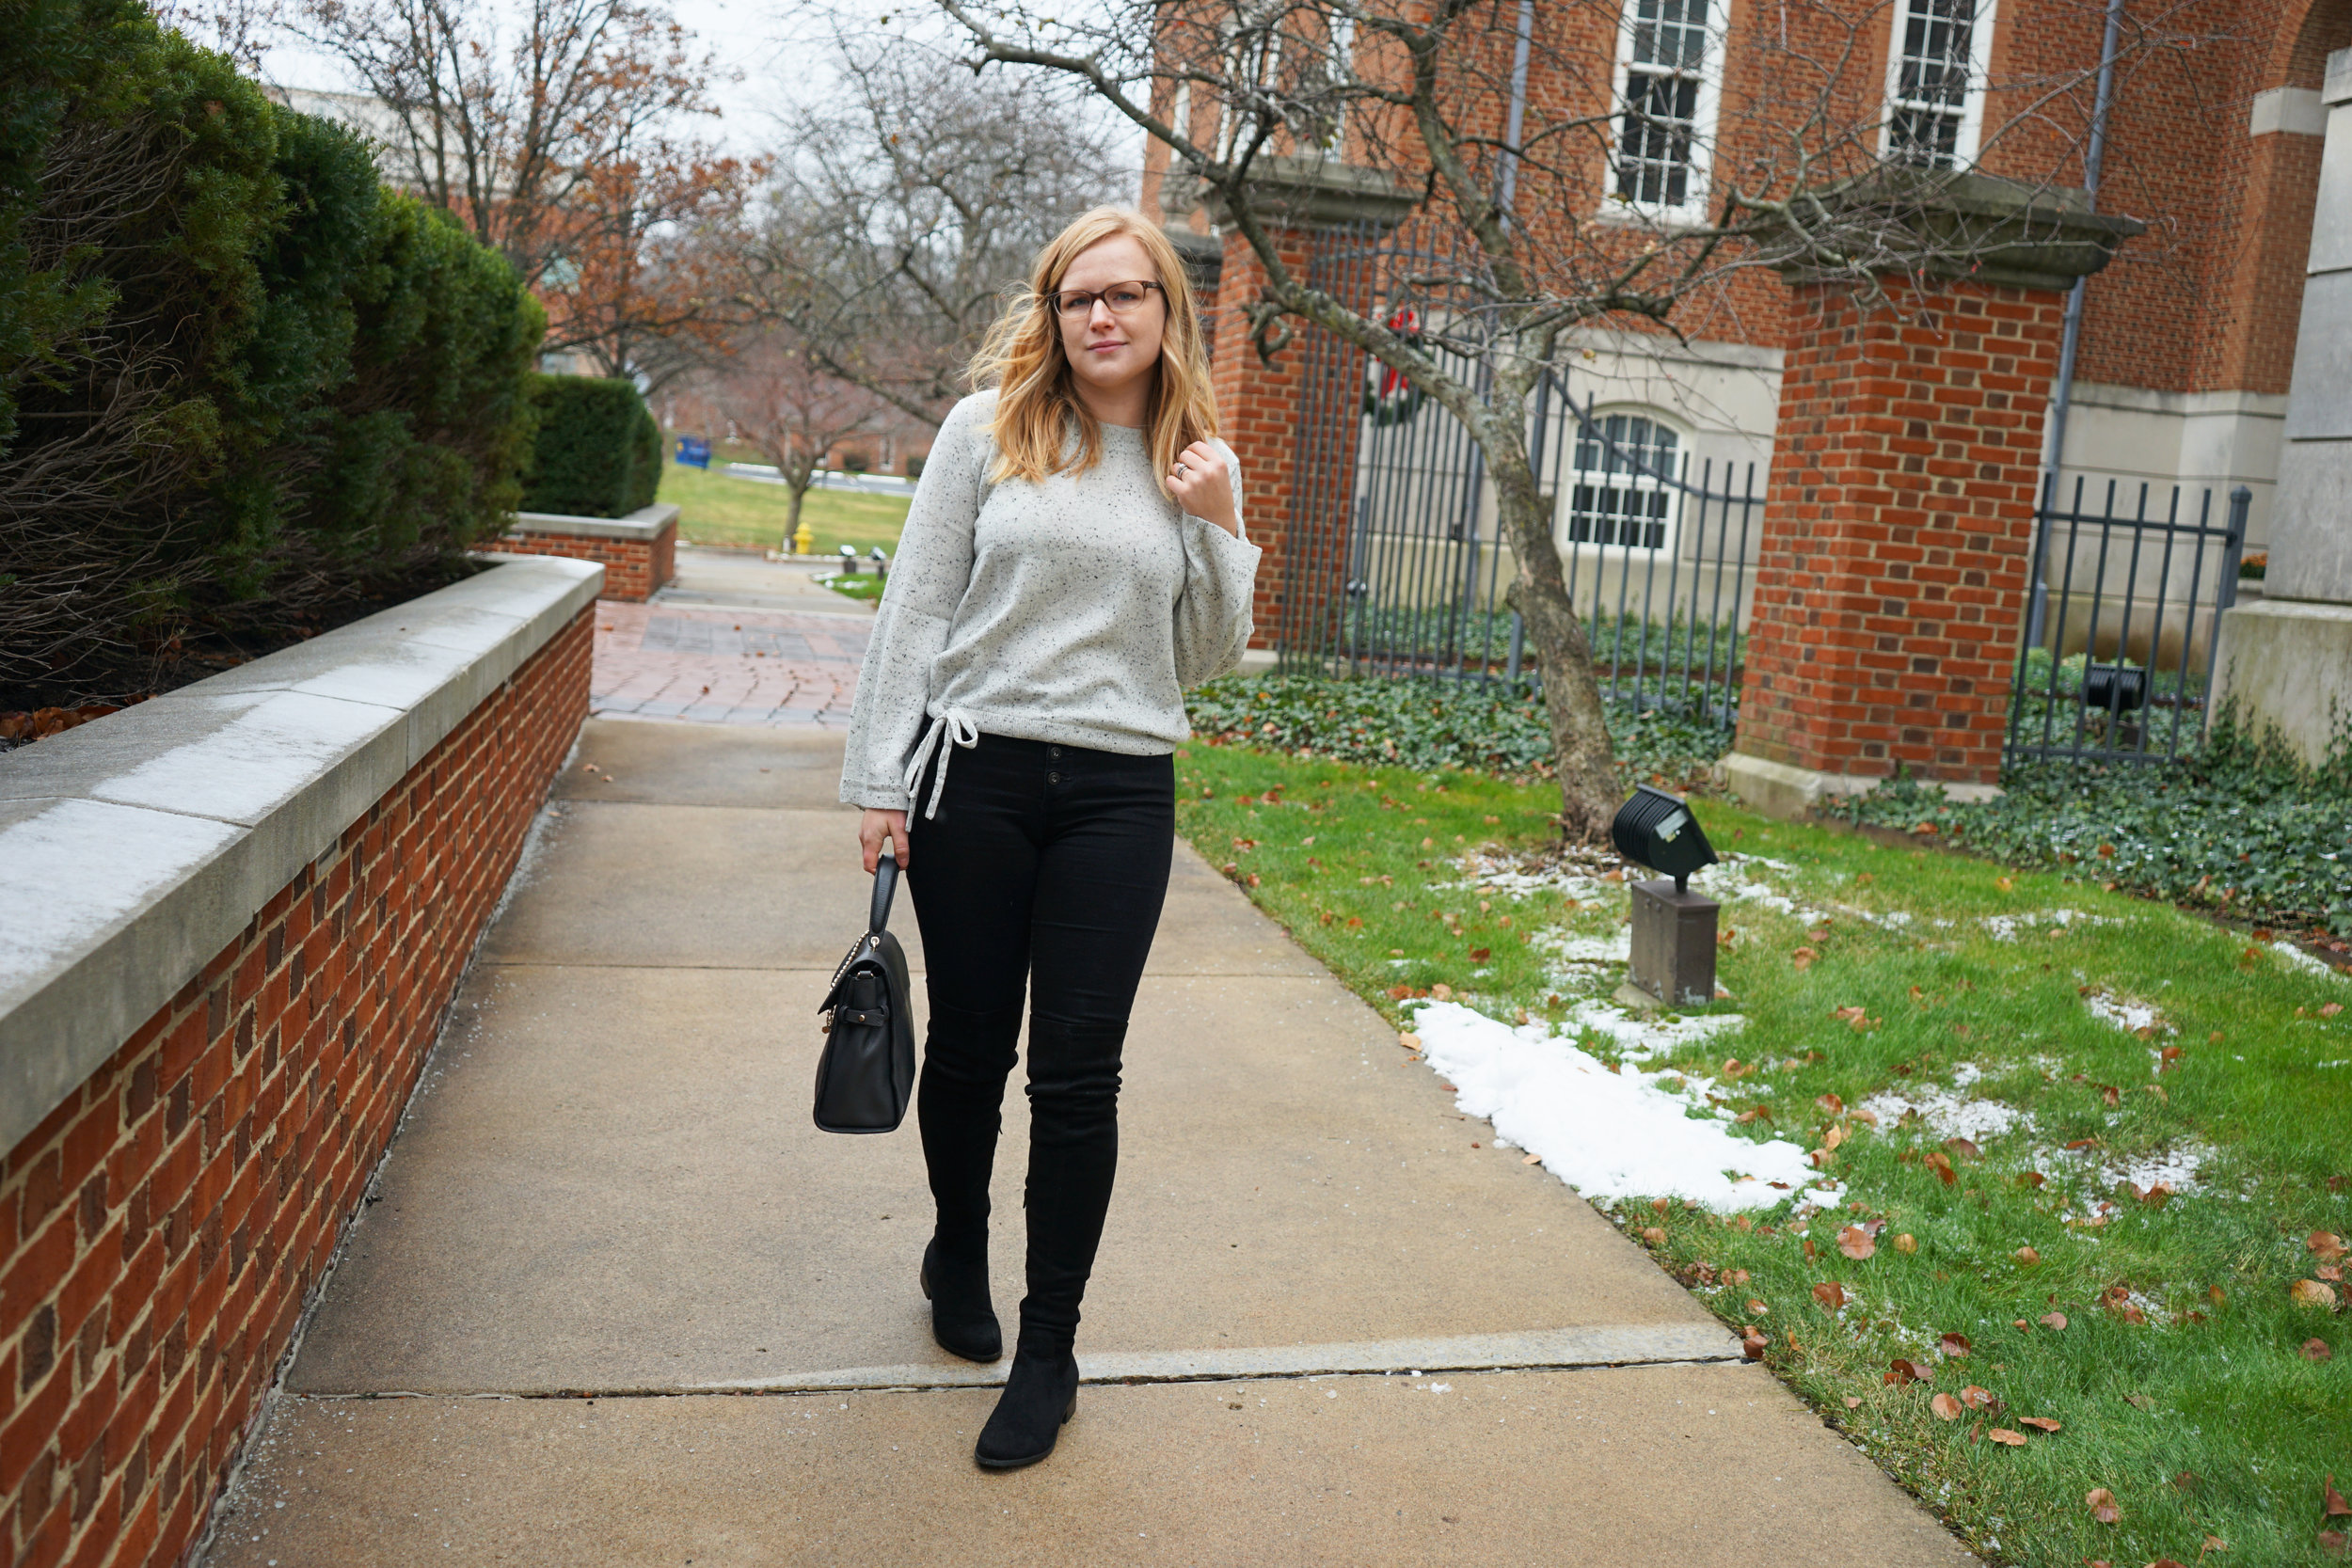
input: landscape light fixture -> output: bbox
[838,543,859,576]
[2082,663,2149,749]
[1611,784,1723,1009]
[2082,663,2148,712]
[1611,784,1720,894]
[870,545,890,580]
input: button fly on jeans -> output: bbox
[1048,771,1061,784]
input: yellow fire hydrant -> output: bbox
[792,521,815,557]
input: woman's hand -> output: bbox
[860,808,910,873]
[1168,440,1239,536]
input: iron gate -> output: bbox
[1273,253,1760,734]
[2006,479,2250,767]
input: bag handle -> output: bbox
[869,851,901,934]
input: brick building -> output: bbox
[1138,0,2352,804]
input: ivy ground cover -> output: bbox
[1172,737,2352,1568]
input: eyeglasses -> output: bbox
[1046,279,1165,319]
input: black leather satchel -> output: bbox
[813,855,916,1133]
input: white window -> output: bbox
[1610,0,1718,219]
[1883,0,1994,167]
[1565,412,1680,549]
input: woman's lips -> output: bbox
[1089,340,1124,354]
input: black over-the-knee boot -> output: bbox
[975,1016,1122,1468]
[916,1000,1022,1363]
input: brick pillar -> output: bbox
[1195,157,1418,653]
[1729,275,2071,808]
[1210,225,1316,649]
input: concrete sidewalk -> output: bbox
[203,717,1972,1565]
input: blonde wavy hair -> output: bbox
[968,207,1217,494]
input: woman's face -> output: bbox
[1053,234,1167,404]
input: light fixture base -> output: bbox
[1627,877,1721,1008]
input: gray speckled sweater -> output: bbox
[838,389,1263,814]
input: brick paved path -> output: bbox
[591,600,868,726]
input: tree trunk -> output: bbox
[1484,427,1623,846]
[785,482,809,551]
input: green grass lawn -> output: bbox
[1172,736,2352,1568]
[652,460,910,557]
[813,571,885,604]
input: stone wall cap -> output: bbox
[2328,45,2352,107]
[507,500,680,542]
[1777,170,2146,292]
[0,555,601,1155]
[1182,155,1420,233]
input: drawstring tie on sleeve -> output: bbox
[902,709,981,819]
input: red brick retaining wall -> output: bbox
[0,608,591,1568]
[1735,277,2067,785]
[482,520,675,602]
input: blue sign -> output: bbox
[674,436,711,468]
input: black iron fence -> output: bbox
[1272,240,1759,732]
[2005,480,2250,767]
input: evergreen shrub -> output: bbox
[520,374,660,518]
[0,0,543,705]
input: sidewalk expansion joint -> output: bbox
[294,1323,1746,1401]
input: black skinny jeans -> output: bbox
[903,732,1174,1356]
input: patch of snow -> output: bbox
[1982,909,2113,942]
[1855,1082,2033,1143]
[2271,942,2346,980]
[2084,991,2171,1035]
[1404,1001,1814,1211]
[1950,1062,1984,1088]
[1691,859,1829,924]
[2047,1139,2217,1196]
[1558,999,1746,1061]
[1534,928,1631,968]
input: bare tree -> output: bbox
[706,333,885,547]
[926,0,2159,840]
[299,0,750,379]
[745,39,1127,430]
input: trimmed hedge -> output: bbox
[0,0,543,704]
[519,373,661,518]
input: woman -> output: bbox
[837,207,1260,1469]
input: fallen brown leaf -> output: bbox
[2304,1338,2334,1362]
[1641,1227,1666,1245]
[1745,1298,1769,1314]
[1960,1385,1997,1409]
[2322,1529,2349,1560]
[2041,1311,2069,1331]
[1398,1032,1422,1051]
[1813,1281,1848,1310]
[1521,1152,1542,1165]
[2084,1487,2122,1524]
[2203,1533,2228,1554]
[2312,1231,2350,1262]
[1924,1150,1958,1186]
[1929,1392,1963,1420]
[1791,946,1818,970]
[2328,1475,2352,1519]
[1939,1331,1973,1358]
[1837,1226,1876,1259]
[1804,1236,1819,1262]
[1944,1136,1981,1162]
[2291,1279,2341,1308]
[1887,1357,1929,1385]
[1817,1092,1845,1115]
[1987,1427,2026,1446]
[1844,1395,1862,1409]
[1893,1232,1918,1254]
[2016,1245,2042,1265]
[1740,1328,1769,1361]
[2018,1416,2061,1432]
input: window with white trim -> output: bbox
[1611,0,1717,217]
[1565,413,1680,549]
[1883,0,1994,167]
